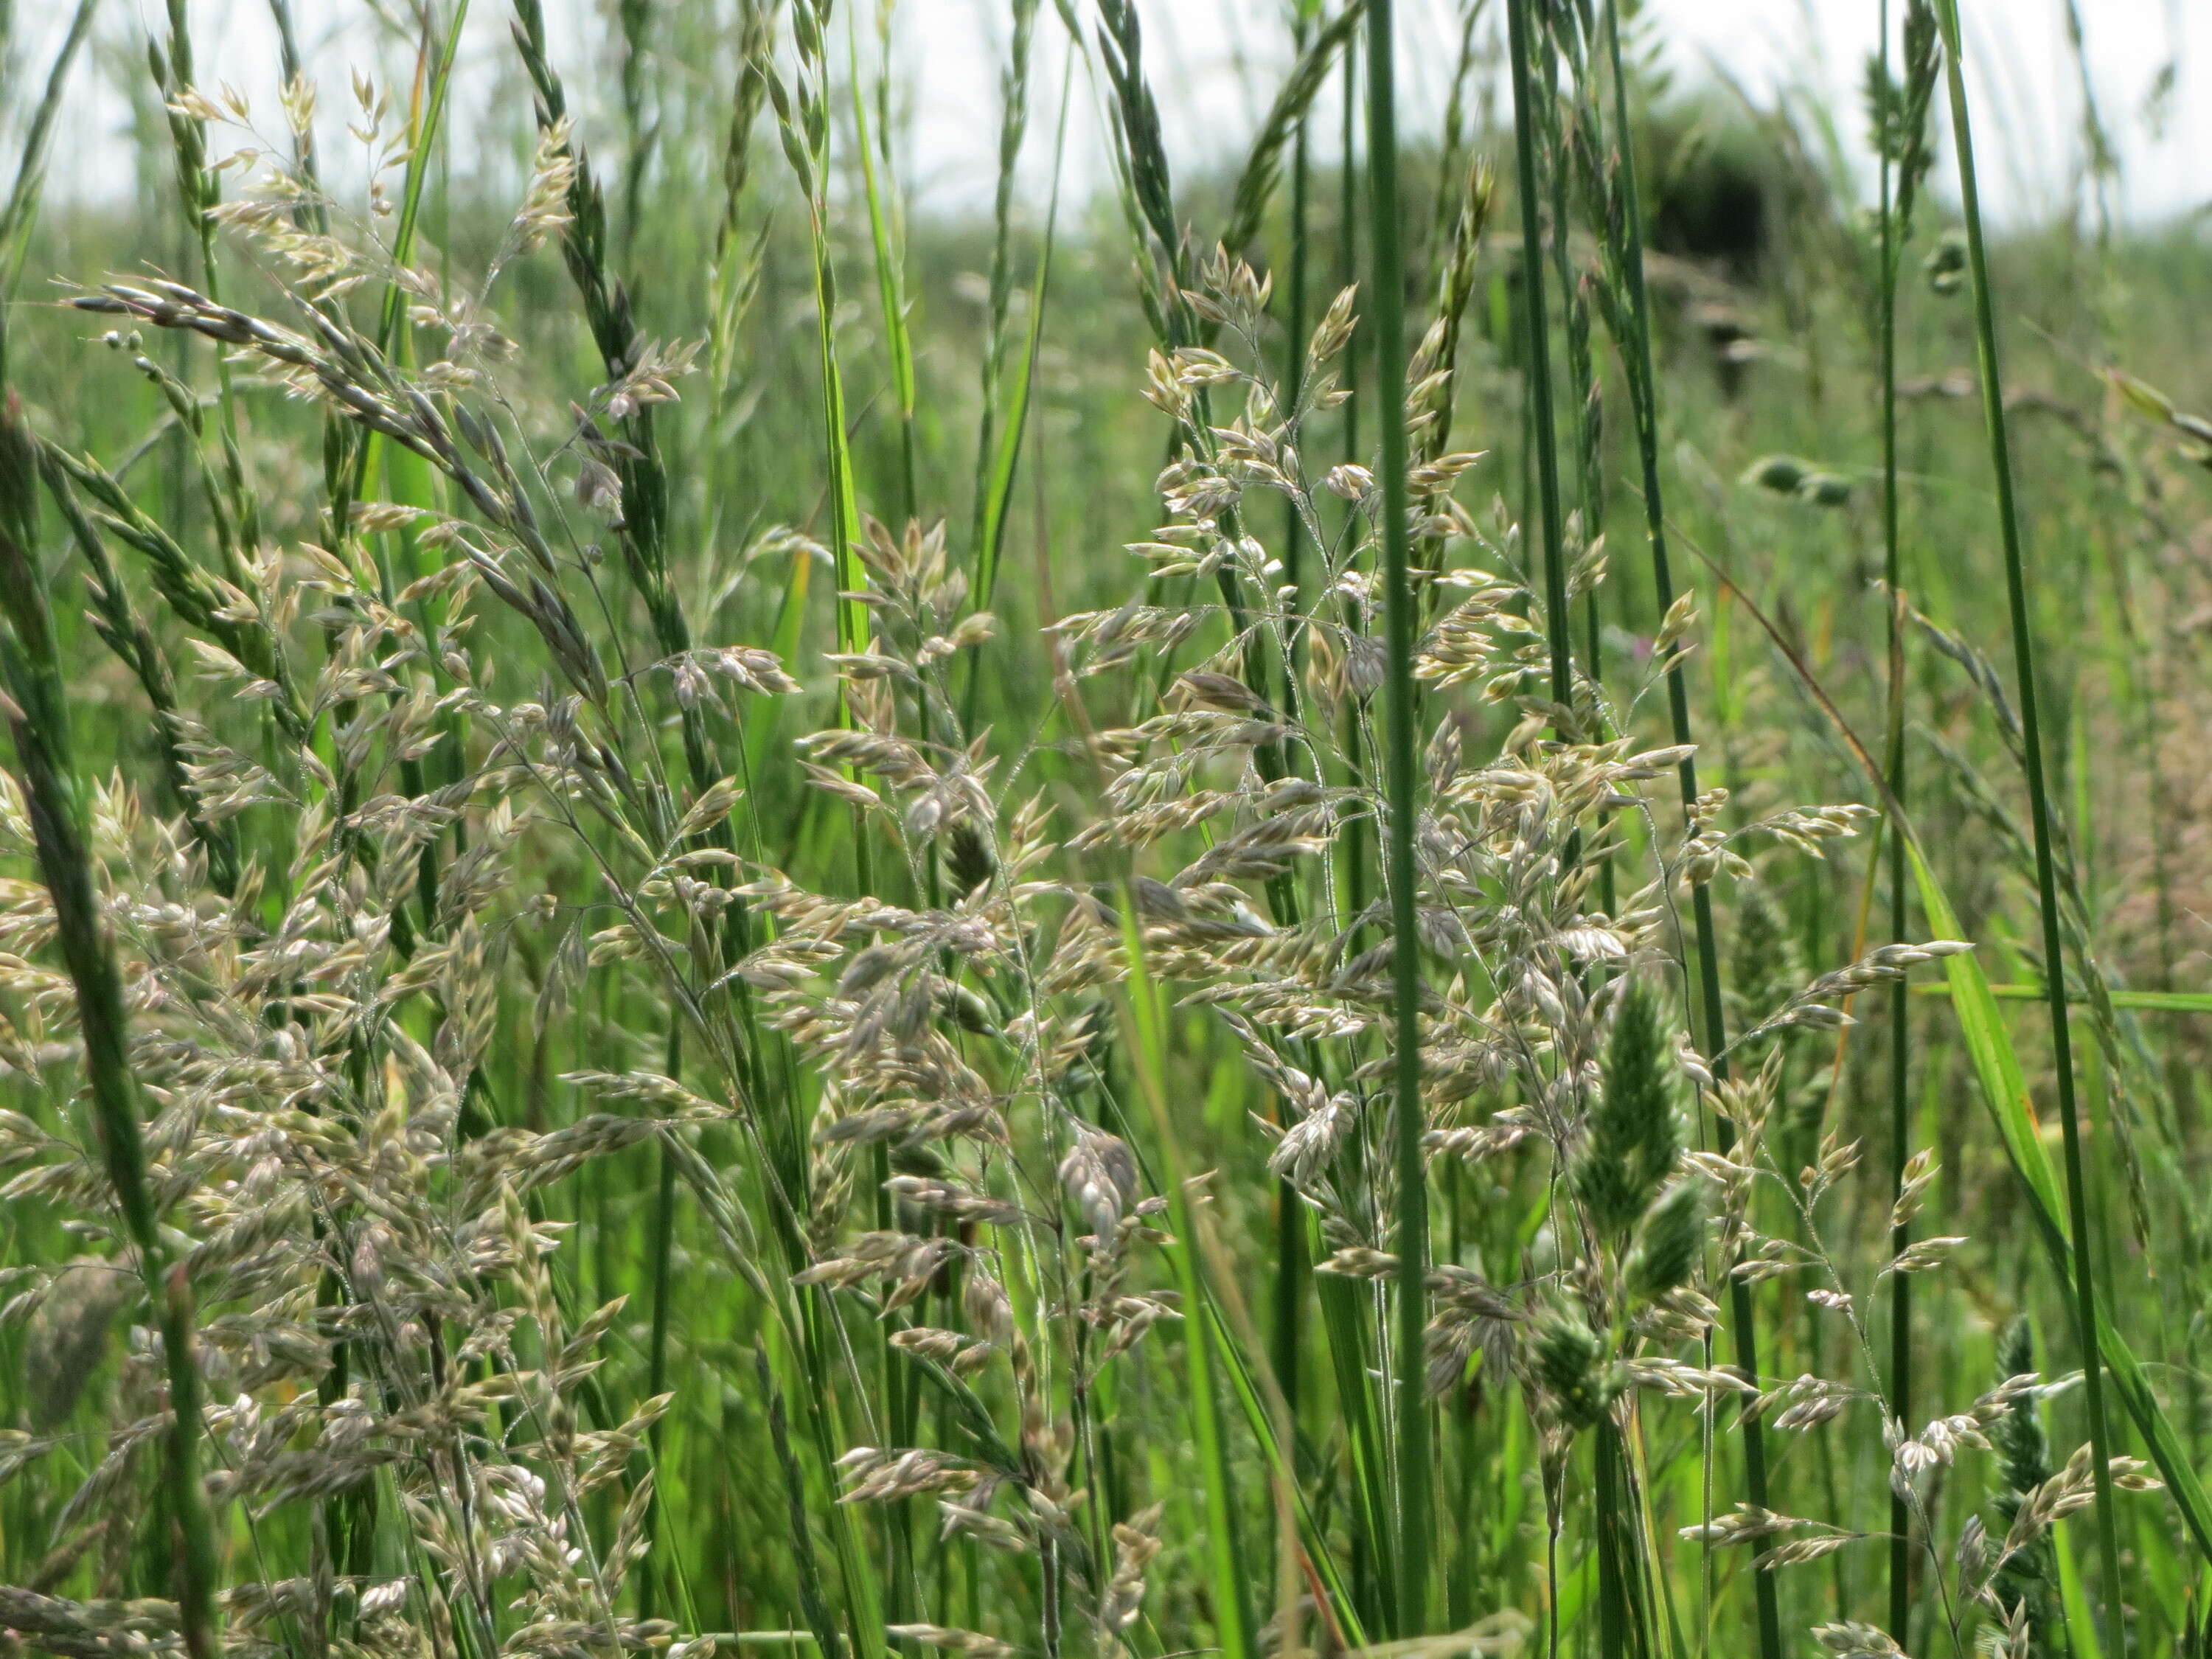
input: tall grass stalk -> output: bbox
[1592,10,1781,1659]
[1930,0,2127,1634]
[0,0,97,364]
[1541,22,1599,666]
[967,67,1068,622]
[375,1,469,358]
[1337,23,1358,466]
[1280,0,1318,634]
[0,397,218,1659]
[961,0,1048,743]
[639,1026,682,1626]
[1503,0,1569,709]
[968,0,1039,592]
[1362,0,1430,1635]
[155,1,251,508]
[1274,0,1321,1433]
[757,0,872,676]
[850,17,918,526]
[1871,0,1931,1638]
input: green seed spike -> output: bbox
[1988,1317,2059,1659]
[1573,980,1681,1240]
[1533,1305,1615,1433]
[1628,1180,1705,1307]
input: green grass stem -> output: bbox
[1930,0,2128,1635]
[1592,10,1782,1659]
[1363,0,1432,1635]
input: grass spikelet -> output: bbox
[1628,1178,1705,1305]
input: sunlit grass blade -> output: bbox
[1911,984,2212,1012]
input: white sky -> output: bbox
[12,0,2205,231]
[894,0,2198,226]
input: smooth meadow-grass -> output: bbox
[0,3,2211,1658]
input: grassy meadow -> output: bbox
[1,3,2211,1658]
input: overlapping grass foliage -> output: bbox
[0,4,2209,1658]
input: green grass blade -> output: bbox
[376,0,470,355]
[965,0,1040,599]
[971,56,1071,619]
[847,24,918,524]
[1211,1308,1370,1650]
[1912,984,2212,1013]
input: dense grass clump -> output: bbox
[0,3,2209,1658]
